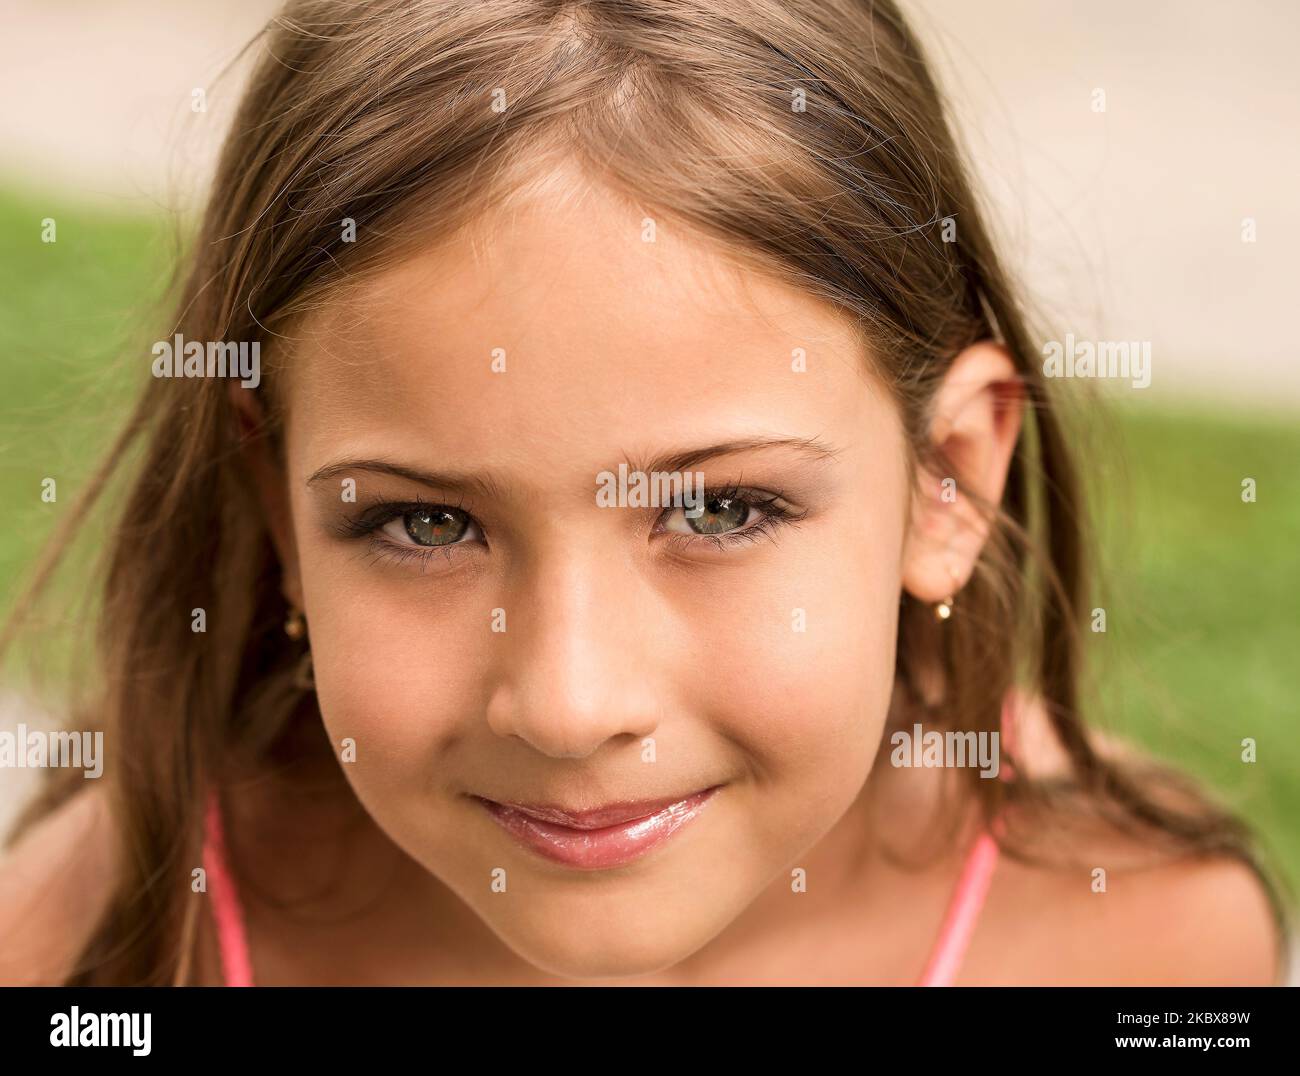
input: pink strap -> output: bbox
[915,830,1000,986]
[202,787,255,987]
[915,688,1019,986]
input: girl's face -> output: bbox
[278,168,914,977]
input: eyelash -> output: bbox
[339,486,806,569]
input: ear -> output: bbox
[900,340,1024,604]
[229,383,303,611]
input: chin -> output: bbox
[484,908,717,982]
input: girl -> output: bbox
[0,0,1288,986]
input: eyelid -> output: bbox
[656,484,800,518]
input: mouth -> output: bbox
[471,786,723,870]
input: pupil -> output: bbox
[404,508,467,546]
[689,496,748,535]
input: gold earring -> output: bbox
[284,608,307,640]
[284,608,314,691]
[935,565,961,621]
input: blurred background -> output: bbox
[0,0,1297,971]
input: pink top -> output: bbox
[201,786,254,987]
[201,692,1018,987]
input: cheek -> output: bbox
[673,497,905,846]
[296,547,489,799]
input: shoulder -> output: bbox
[972,695,1286,985]
[985,847,1285,986]
[0,783,120,985]
[1133,854,1284,985]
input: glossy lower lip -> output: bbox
[474,787,722,870]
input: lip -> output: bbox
[473,786,722,870]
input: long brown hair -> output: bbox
[3,0,1289,984]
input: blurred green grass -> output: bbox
[1,181,1296,895]
[1092,401,1300,896]
[0,181,172,601]
[1092,400,1294,894]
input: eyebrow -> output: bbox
[306,436,841,498]
[623,435,842,476]
[306,459,508,501]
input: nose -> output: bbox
[484,545,664,758]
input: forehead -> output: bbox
[284,175,891,480]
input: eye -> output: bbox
[656,486,804,551]
[380,506,480,547]
[661,493,754,536]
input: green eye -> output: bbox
[679,495,750,535]
[400,507,470,546]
